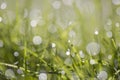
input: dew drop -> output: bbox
[86,42,100,56]
[14,51,19,57]
[106,31,112,38]
[17,69,23,74]
[61,70,65,75]
[0,2,7,10]
[108,55,112,60]
[94,30,99,35]
[115,22,119,27]
[66,49,70,55]
[5,69,15,79]
[52,1,61,9]
[51,43,56,48]
[33,36,42,45]
[38,73,47,80]
[30,20,38,27]
[97,71,108,80]
[68,40,71,43]
[90,59,96,65]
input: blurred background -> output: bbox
[0,0,120,80]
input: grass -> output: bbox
[0,0,120,80]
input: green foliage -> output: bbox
[0,0,120,80]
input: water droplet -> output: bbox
[33,36,42,45]
[0,2,7,10]
[97,71,108,80]
[66,49,70,55]
[61,70,65,75]
[38,73,47,80]
[64,58,72,66]
[30,20,38,27]
[0,17,2,22]
[62,0,73,6]
[52,1,61,9]
[21,74,25,77]
[106,31,112,38]
[68,40,71,43]
[116,7,120,16]
[17,69,23,74]
[79,50,85,58]
[94,30,99,35]
[5,69,16,79]
[115,22,119,27]
[86,42,100,56]
[108,55,112,60]
[51,43,56,48]
[90,59,96,65]
[14,51,19,57]
[0,40,3,48]
[112,0,120,5]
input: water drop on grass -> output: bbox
[5,69,16,79]
[14,51,19,57]
[33,36,42,45]
[30,20,38,27]
[52,1,61,9]
[94,30,99,35]
[61,70,65,75]
[106,31,112,38]
[17,69,23,74]
[51,43,56,48]
[97,71,108,80]
[66,49,70,55]
[86,42,100,56]
[68,40,71,43]
[38,73,47,80]
[90,59,96,65]
[115,22,119,27]
[0,2,7,10]
[108,55,112,60]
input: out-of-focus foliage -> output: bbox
[0,0,120,80]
